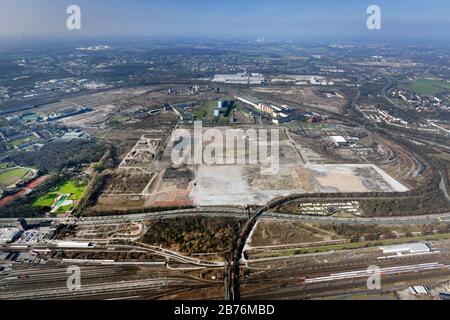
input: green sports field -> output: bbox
[0,167,31,187]
[32,180,85,209]
[402,77,450,96]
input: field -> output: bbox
[93,125,409,210]
[250,220,342,246]
[32,180,85,213]
[248,231,450,258]
[191,101,235,124]
[0,167,32,187]
[402,77,450,96]
[246,219,450,260]
[130,126,410,207]
[9,134,37,147]
[187,128,408,206]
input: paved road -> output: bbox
[0,207,246,226]
[2,203,448,229]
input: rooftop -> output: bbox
[380,242,430,254]
[0,228,21,243]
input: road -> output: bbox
[262,211,450,224]
[226,186,450,299]
[0,207,247,227]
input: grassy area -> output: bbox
[32,180,85,210]
[56,205,73,214]
[192,101,235,124]
[57,181,85,198]
[192,101,217,122]
[249,232,450,258]
[9,136,35,147]
[32,193,58,207]
[0,167,31,186]
[401,77,450,96]
[114,114,131,123]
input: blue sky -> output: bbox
[1,0,450,40]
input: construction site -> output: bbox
[91,123,417,211]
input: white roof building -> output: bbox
[380,242,430,255]
[56,241,93,248]
[330,135,348,146]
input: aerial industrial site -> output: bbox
[0,1,450,308]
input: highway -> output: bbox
[2,206,448,229]
[3,196,446,301]
[225,186,450,300]
[262,211,450,224]
[0,207,246,227]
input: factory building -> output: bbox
[237,95,309,124]
[56,241,95,248]
[172,102,197,122]
[272,111,304,124]
[212,72,265,85]
[380,243,431,255]
[330,135,348,147]
[235,96,274,114]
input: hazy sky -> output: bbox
[1,0,450,40]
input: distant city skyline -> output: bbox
[1,0,450,41]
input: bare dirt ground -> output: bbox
[182,127,408,206]
[250,220,337,246]
[94,125,409,209]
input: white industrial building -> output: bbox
[271,75,334,86]
[409,286,429,295]
[212,72,265,85]
[380,243,431,255]
[330,135,348,147]
[236,96,274,114]
[56,241,95,248]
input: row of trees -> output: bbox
[8,140,106,173]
